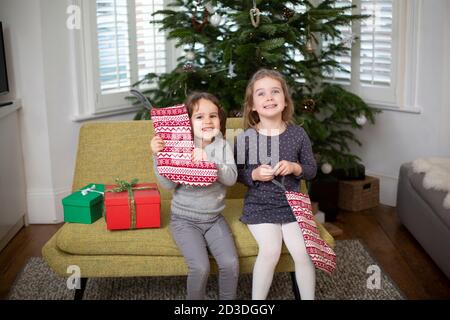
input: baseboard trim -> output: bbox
[26,187,71,224]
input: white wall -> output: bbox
[0,0,55,223]
[441,0,450,158]
[0,0,449,223]
[352,0,450,206]
[0,0,135,223]
[0,103,26,250]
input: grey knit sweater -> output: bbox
[152,136,237,221]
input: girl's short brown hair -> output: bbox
[243,69,294,129]
[185,91,227,136]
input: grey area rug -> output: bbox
[8,240,405,300]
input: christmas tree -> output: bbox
[132,0,380,173]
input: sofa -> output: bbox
[42,117,335,299]
[397,162,450,279]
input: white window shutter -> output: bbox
[291,3,306,82]
[96,0,131,93]
[322,0,353,85]
[320,0,398,107]
[360,0,393,87]
[135,0,167,80]
[95,0,167,112]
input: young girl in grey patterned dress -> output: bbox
[235,69,318,300]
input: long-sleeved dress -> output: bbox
[235,124,317,224]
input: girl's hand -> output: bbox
[192,148,208,162]
[273,161,302,176]
[150,136,165,155]
[251,164,276,182]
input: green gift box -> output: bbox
[62,184,105,224]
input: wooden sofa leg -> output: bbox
[290,272,301,300]
[74,278,88,300]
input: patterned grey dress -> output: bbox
[235,124,317,224]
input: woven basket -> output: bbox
[338,176,380,211]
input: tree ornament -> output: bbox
[305,16,315,54]
[183,62,195,72]
[227,61,237,78]
[210,13,222,27]
[185,51,195,61]
[356,114,367,126]
[300,98,316,113]
[249,1,261,28]
[305,38,314,53]
[192,8,209,32]
[282,7,295,19]
[321,163,333,174]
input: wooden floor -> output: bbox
[1,205,449,300]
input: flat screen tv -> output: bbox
[0,22,9,96]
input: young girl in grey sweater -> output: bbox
[150,92,239,300]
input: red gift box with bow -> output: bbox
[104,182,160,230]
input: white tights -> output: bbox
[248,222,316,300]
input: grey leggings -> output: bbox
[170,214,239,300]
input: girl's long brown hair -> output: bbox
[243,69,294,129]
[185,91,227,136]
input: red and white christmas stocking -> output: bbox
[151,104,218,187]
[285,191,337,274]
